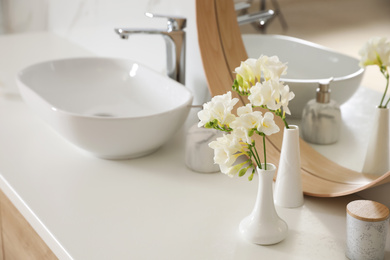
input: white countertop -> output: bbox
[1,32,389,260]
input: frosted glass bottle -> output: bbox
[301,80,341,144]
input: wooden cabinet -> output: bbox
[0,190,57,260]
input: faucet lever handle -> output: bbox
[234,2,251,11]
[145,12,186,31]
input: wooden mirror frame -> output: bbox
[196,0,390,197]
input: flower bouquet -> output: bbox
[197,55,296,244]
[197,55,294,179]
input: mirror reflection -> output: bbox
[236,0,389,93]
[233,0,390,171]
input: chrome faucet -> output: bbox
[235,1,287,31]
[236,9,274,26]
[115,13,186,85]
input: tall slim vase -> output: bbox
[274,125,304,208]
[239,163,288,245]
[362,107,389,175]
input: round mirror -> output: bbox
[196,0,390,197]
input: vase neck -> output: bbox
[374,107,390,121]
[257,163,276,172]
[376,106,390,110]
[285,125,299,131]
[252,165,278,219]
[283,125,299,139]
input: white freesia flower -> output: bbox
[231,127,252,144]
[197,91,239,127]
[235,61,255,92]
[245,58,262,83]
[258,112,280,136]
[208,134,242,164]
[359,37,390,67]
[248,80,283,111]
[235,61,255,83]
[237,104,253,116]
[197,109,212,127]
[220,162,246,178]
[279,84,295,115]
[234,55,287,87]
[208,134,243,177]
[259,55,287,80]
[359,37,390,108]
[231,105,263,144]
[237,110,263,131]
[248,82,271,107]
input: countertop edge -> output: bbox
[0,174,73,260]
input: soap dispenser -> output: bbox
[301,78,341,144]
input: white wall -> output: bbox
[1,0,210,105]
[1,0,48,33]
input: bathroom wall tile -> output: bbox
[47,0,170,70]
[1,0,48,33]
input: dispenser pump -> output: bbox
[316,78,333,103]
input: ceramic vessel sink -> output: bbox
[16,57,193,159]
[242,34,365,118]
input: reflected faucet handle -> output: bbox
[234,2,251,11]
[145,12,186,31]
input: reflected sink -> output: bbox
[242,34,364,118]
[16,57,193,159]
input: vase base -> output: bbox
[274,196,304,208]
[239,215,288,245]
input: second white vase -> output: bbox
[274,125,304,208]
[362,107,389,175]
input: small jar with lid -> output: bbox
[185,124,222,173]
[346,200,390,260]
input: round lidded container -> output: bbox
[346,200,390,260]
[185,124,222,173]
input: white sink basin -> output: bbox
[16,57,193,159]
[242,34,364,118]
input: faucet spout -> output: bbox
[115,14,186,85]
[237,9,275,26]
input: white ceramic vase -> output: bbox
[362,107,389,175]
[274,125,304,208]
[239,163,288,245]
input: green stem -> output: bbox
[379,67,389,108]
[383,69,390,107]
[215,125,232,132]
[249,144,262,169]
[253,143,261,169]
[262,134,267,170]
[282,116,289,129]
[267,107,290,129]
